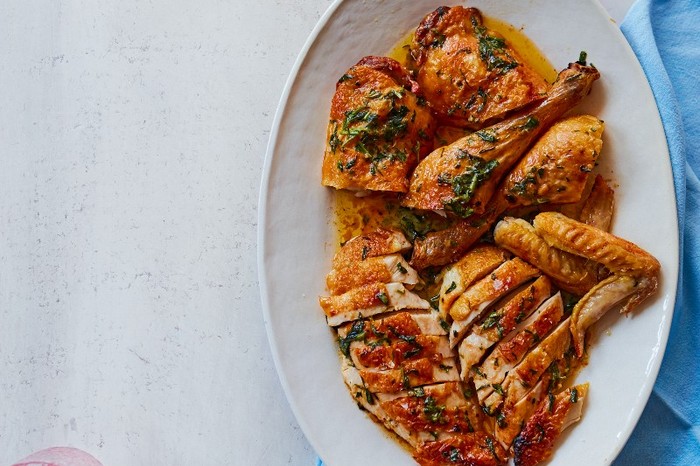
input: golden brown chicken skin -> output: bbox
[512,384,589,466]
[322,56,436,193]
[410,6,549,128]
[414,432,507,466]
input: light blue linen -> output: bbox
[615,0,700,462]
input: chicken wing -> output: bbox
[402,63,600,218]
[493,217,598,296]
[532,212,660,356]
[410,6,549,128]
[322,56,436,192]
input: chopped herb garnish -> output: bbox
[548,392,555,412]
[338,73,353,83]
[443,446,462,463]
[492,383,504,396]
[475,129,497,143]
[338,320,366,357]
[446,281,457,294]
[423,396,447,423]
[472,17,518,73]
[395,261,408,274]
[481,311,501,330]
[521,116,539,131]
[361,245,369,260]
[485,437,501,462]
[408,387,426,398]
[571,387,579,403]
[375,291,389,305]
[576,51,588,66]
[440,155,499,218]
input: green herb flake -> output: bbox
[423,396,447,424]
[446,281,457,294]
[475,129,497,143]
[338,320,366,357]
[521,116,539,131]
[375,291,389,305]
[570,387,579,403]
[443,446,462,463]
[485,437,501,462]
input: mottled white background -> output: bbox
[0,1,632,465]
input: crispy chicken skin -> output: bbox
[414,432,507,466]
[410,6,549,128]
[402,63,600,218]
[493,217,598,296]
[513,384,588,466]
[499,115,603,208]
[321,56,436,193]
[326,253,419,295]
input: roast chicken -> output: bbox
[317,6,661,466]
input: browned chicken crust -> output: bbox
[321,56,436,193]
[414,432,507,466]
[410,6,549,128]
[513,384,589,466]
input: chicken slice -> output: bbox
[326,253,419,295]
[493,217,598,296]
[321,56,436,193]
[439,245,510,319]
[337,311,448,342]
[414,432,507,466]
[449,258,540,347]
[533,212,661,356]
[379,382,482,447]
[495,374,550,449]
[458,276,552,378]
[319,282,430,326]
[512,384,589,466]
[482,318,571,414]
[579,175,615,231]
[474,294,564,404]
[332,228,411,269]
[409,6,548,129]
[402,63,600,217]
[348,334,453,371]
[359,357,460,393]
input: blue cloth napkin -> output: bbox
[318,1,700,464]
[615,0,700,462]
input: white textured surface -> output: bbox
[0,1,630,465]
[0,0,331,464]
